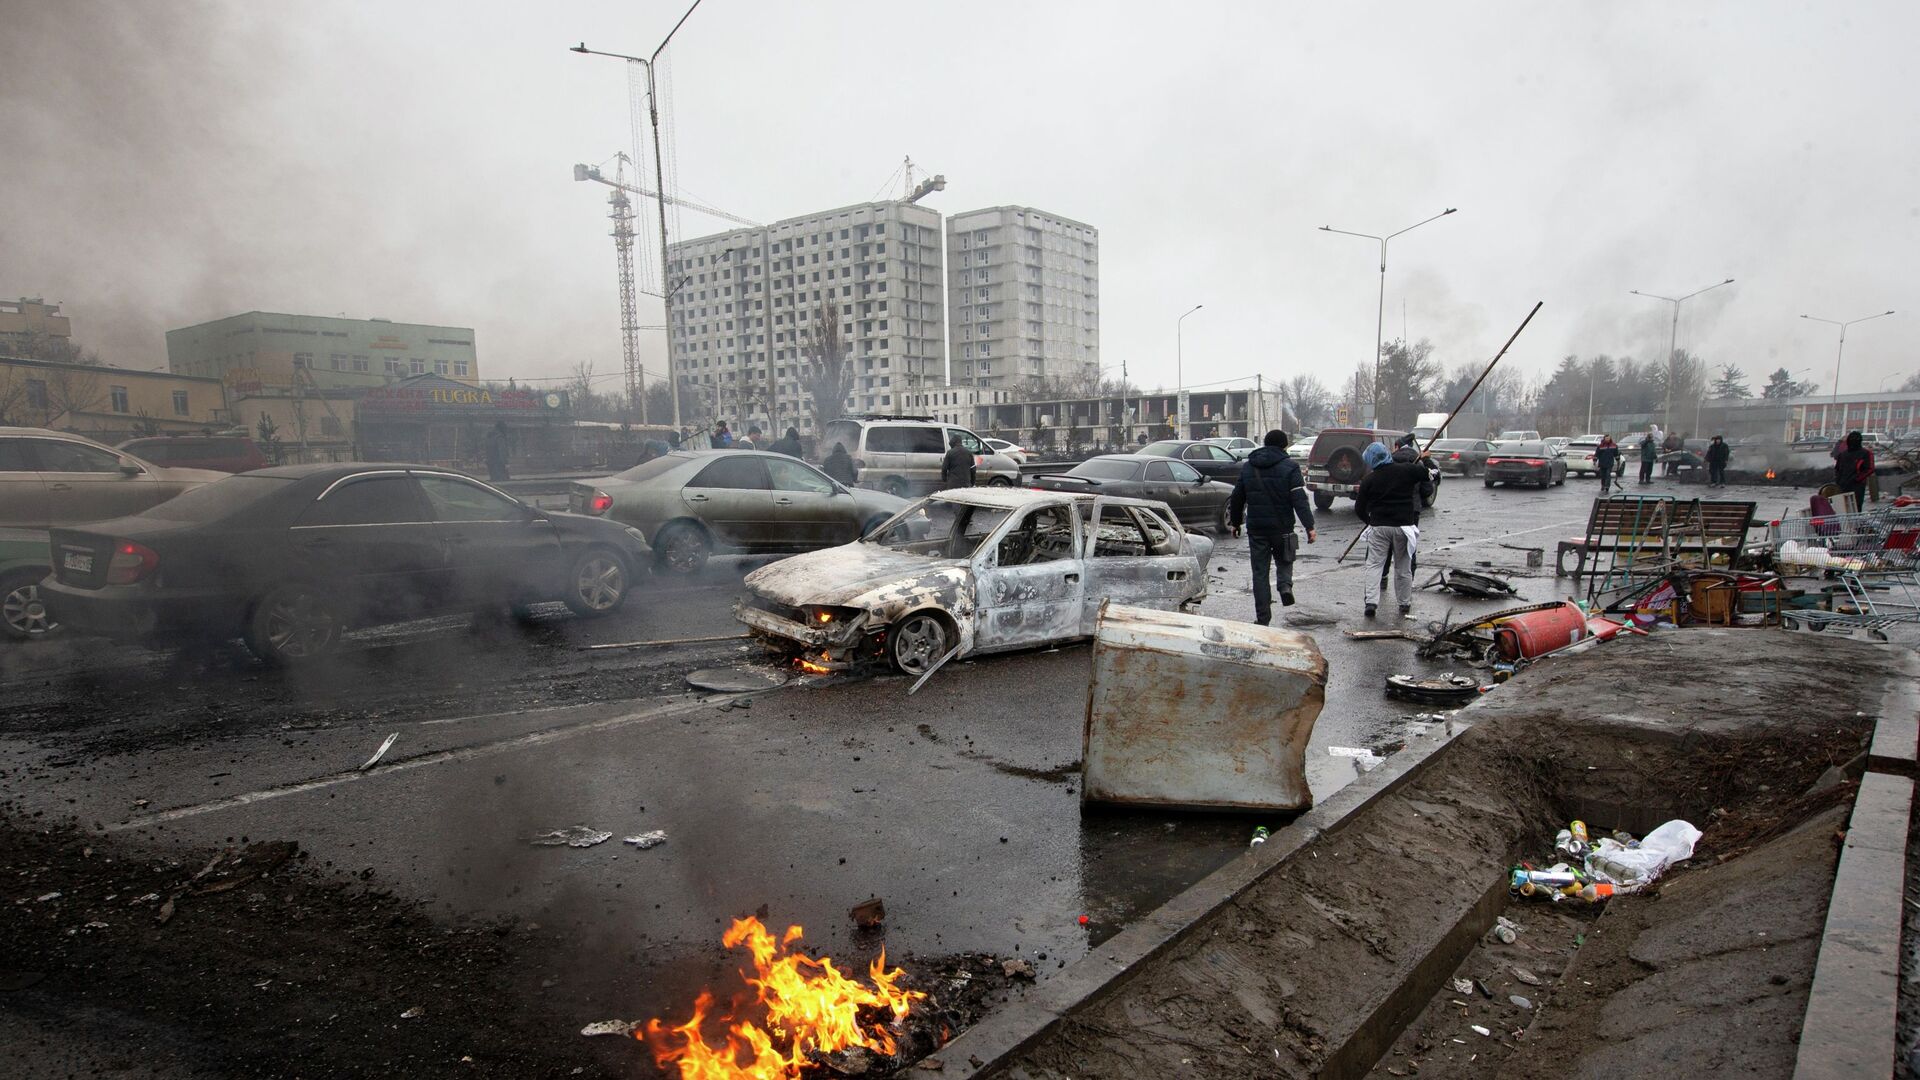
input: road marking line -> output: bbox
[105,694,723,832]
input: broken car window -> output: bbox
[1085,503,1151,558]
[995,505,1076,566]
[868,497,1011,559]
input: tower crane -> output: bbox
[573,153,758,424]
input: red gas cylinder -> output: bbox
[1493,602,1588,660]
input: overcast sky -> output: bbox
[4,0,1916,399]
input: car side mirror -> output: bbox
[119,463,143,476]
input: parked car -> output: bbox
[117,434,269,474]
[735,488,1212,674]
[1303,427,1441,510]
[1136,440,1245,482]
[982,438,1029,464]
[1498,429,1543,443]
[1029,455,1233,531]
[816,416,1021,497]
[1201,436,1260,459]
[1429,438,1493,477]
[42,464,651,664]
[1562,436,1603,476]
[1544,436,1572,455]
[1483,441,1568,488]
[1657,438,1712,477]
[1,427,226,528]
[0,527,55,640]
[569,450,907,576]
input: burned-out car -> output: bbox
[735,488,1214,674]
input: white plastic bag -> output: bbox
[1585,819,1701,891]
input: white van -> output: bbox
[818,416,1022,497]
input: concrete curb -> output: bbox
[931,706,1484,1077]
[1792,657,1920,1080]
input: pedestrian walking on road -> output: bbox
[1661,430,1683,476]
[1834,430,1874,511]
[768,427,804,458]
[941,433,977,489]
[1356,440,1433,620]
[1594,435,1620,494]
[737,426,761,450]
[484,421,511,482]
[709,421,733,449]
[1229,430,1317,625]
[1705,435,1731,487]
[823,442,857,486]
[1638,432,1658,484]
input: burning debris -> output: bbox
[641,916,930,1078]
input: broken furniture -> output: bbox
[1081,601,1325,812]
[1556,496,1758,581]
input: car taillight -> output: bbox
[587,490,613,515]
[106,540,159,585]
[1487,458,1506,465]
[1449,452,1460,459]
[1524,459,1546,466]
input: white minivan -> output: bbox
[818,417,1022,497]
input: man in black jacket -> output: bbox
[1229,430,1316,625]
[941,433,976,489]
[1356,443,1434,619]
[822,442,858,486]
[1704,435,1731,487]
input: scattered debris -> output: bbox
[35,891,61,902]
[686,667,790,694]
[1512,967,1542,986]
[530,827,612,849]
[906,645,961,696]
[1510,995,1532,1009]
[915,1057,946,1072]
[401,1005,426,1019]
[359,732,398,771]
[1002,958,1035,979]
[1450,977,1474,995]
[620,831,667,850]
[1384,672,1484,706]
[583,632,750,651]
[579,1019,640,1037]
[1328,746,1385,773]
[1344,628,1430,642]
[849,896,887,928]
[1471,1024,1492,1037]
[1431,568,1520,599]
[1511,818,1702,902]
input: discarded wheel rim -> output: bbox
[1384,673,1482,706]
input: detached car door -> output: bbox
[416,473,563,608]
[0,439,49,528]
[290,473,448,624]
[973,503,1085,652]
[765,456,849,548]
[682,454,777,549]
[1077,500,1200,631]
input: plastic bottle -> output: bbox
[1573,882,1616,902]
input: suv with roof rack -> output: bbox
[817,416,1021,497]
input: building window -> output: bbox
[434,358,450,376]
[293,353,311,369]
[110,385,129,413]
[353,355,370,373]
[454,359,470,377]
[25,379,47,409]
[385,357,402,375]
[330,353,346,371]
[172,390,190,416]
[409,358,426,375]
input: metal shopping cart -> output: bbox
[1770,506,1920,638]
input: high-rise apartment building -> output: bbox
[946,206,1099,392]
[667,200,946,433]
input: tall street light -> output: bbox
[1630,277,1733,433]
[572,0,707,431]
[1801,310,1895,436]
[1320,208,1457,425]
[1176,304,1203,437]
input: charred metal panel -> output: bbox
[1082,602,1325,811]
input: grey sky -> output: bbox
[3,0,1915,398]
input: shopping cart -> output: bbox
[1770,507,1920,637]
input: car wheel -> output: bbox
[0,568,56,640]
[564,546,630,617]
[888,611,951,675]
[1326,447,1365,485]
[1484,479,1495,487]
[1213,501,1232,534]
[986,475,1013,488]
[1554,473,1565,486]
[881,476,911,499]
[654,522,712,576]
[244,584,341,665]
[1313,490,1336,511]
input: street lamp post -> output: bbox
[1801,310,1895,436]
[1320,208,1457,425]
[572,0,707,432]
[1630,278,1733,434]
[1176,304,1203,437]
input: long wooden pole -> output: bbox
[1337,300,1544,563]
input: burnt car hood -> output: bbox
[744,544,966,608]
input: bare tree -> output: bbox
[1280,374,1332,429]
[0,366,29,426]
[43,362,103,427]
[799,298,854,428]
[130,408,162,437]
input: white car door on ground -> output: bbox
[972,503,1085,653]
[1076,500,1200,632]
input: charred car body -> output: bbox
[735,488,1213,674]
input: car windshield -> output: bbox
[865,497,1014,559]
[1496,442,1550,456]
[137,475,296,520]
[1069,459,1138,480]
[1137,441,1182,457]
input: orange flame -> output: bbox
[1765,469,1777,480]
[643,917,927,1079]
[796,659,832,675]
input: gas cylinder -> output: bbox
[1493,602,1588,660]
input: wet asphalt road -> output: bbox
[0,473,1814,1021]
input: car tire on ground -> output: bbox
[654,521,712,576]
[881,476,911,499]
[243,583,342,665]
[887,611,951,675]
[563,546,630,617]
[1,567,56,640]
[1313,490,1336,511]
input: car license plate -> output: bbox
[63,552,93,573]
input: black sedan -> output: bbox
[1028,454,1233,531]
[1136,440,1245,481]
[42,464,652,664]
[1482,442,1568,489]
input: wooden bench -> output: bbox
[1556,497,1758,577]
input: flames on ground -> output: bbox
[644,917,928,1078]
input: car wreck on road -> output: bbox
[735,488,1214,674]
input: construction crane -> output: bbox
[900,155,946,204]
[574,154,758,424]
